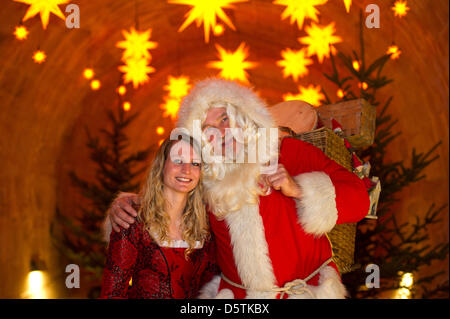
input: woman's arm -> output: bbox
[99,222,141,298]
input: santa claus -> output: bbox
[107,78,370,299]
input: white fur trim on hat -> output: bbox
[293,171,338,236]
[177,78,276,134]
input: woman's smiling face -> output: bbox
[163,140,201,194]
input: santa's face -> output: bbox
[202,107,240,159]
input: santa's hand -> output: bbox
[264,164,302,199]
[109,192,139,232]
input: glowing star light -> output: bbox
[277,48,313,81]
[32,50,46,63]
[298,22,342,63]
[392,0,409,18]
[163,76,192,99]
[273,0,327,30]
[283,84,325,107]
[386,45,401,60]
[161,97,182,120]
[83,68,94,80]
[168,0,248,43]
[118,58,155,89]
[343,0,352,13]
[116,27,158,61]
[208,43,257,85]
[14,0,69,30]
[14,25,29,40]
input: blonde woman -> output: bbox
[100,134,219,299]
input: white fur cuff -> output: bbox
[197,275,221,299]
[294,171,338,236]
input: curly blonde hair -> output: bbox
[138,134,209,259]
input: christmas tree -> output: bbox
[51,101,154,298]
[322,12,449,298]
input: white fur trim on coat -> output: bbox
[224,204,278,299]
[197,275,221,299]
[294,171,338,236]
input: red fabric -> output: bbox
[100,220,219,299]
[210,137,370,298]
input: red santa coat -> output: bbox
[206,137,370,299]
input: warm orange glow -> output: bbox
[158,139,164,146]
[83,68,94,80]
[116,27,158,62]
[14,25,29,40]
[169,0,247,43]
[118,58,155,89]
[392,0,409,18]
[32,50,46,64]
[337,89,344,98]
[161,97,181,121]
[90,79,101,90]
[277,48,313,81]
[213,24,225,36]
[156,126,165,135]
[163,76,192,99]
[117,85,127,96]
[208,42,257,85]
[298,22,342,63]
[15,0,69,30]
[283,84,325,107]
[343,0,352,13]
[273,0,327,30]
[358,82,368,90]
[352,60,360,71]
[386,45,401,60]
[123,101,131,112]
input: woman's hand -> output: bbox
[263,164,302,199]
[109,192,139,232]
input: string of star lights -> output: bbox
[160,75,192,120]
[168,0,248,43]
[207,42,257,85]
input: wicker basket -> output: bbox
[317,99,376,149]
[289,127,357,274]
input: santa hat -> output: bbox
[176,78,276,134]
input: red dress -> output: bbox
[100,220,219,299]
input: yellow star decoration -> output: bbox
[118,58,155,89]
[14,25,29,40]
[163,75,192,99]
[386,45,401,60]
[161,75,192,120]
[343,0,352,13]
[208,43,257,85]
[14,0,69,30]
[277,48,313,81]
[273,0,327,30]
[168,0,248,43]
[298,22,342,64]
[392,0,410,18]
[116,27,158,62]
[161,97,182,121]
[283,84,325,107]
